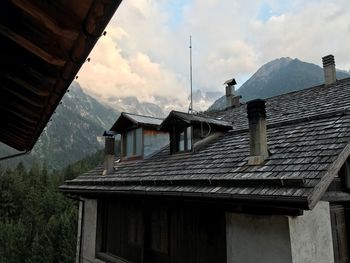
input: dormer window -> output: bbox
[124,128,142,158]
[110,113,168,161]
[160,111,233,155]
[176,126,192,152]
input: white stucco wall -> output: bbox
[288,201,334,263]
[226,201,334,263]
[80,198,99,263]
[226,213,292,263]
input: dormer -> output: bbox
[110,112,168,161]
[160,111,233,154]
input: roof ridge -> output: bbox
[122,112,164,120]
[268,108,350,128]
[267,77,350,102]
[207,77,350,115]
[228,107,350,134]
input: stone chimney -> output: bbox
[322,55,336,86]
[102,131,115,175]
[247,99,269,165]
[224,78,240,109]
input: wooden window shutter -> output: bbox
[151,208,168,253]
[331,205,350,263]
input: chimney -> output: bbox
[224,78,240,109]
[247,99,269,165]
[102,131,115,175]
[322,55,336,85]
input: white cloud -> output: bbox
[77,0,350,111]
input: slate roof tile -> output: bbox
[60,77,350,209]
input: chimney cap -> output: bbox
[103,130,116,137]
[247,99,266,119]
[224,78,237,86]
[322,55,335,67]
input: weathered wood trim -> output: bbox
[308,143,350,209]
[11,0,79,39]
[322,191,350,202]
[0,24,66,66]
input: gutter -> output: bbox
[59,187,309,210]
[0,150,30,161]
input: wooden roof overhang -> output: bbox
[110,112,163,134]
[160,110,233,132]
[0,0,122,151]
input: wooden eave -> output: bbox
[0,0,122,151]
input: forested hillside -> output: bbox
[0,150,104,262]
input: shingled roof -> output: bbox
[110,112,164,134]
[59,77,350,210]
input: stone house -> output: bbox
[60,55,350,263]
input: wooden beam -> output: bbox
[0,84,47,108]
[10,0,79,40]
[0,101,42,119]
[322,192,350,202]
[0,74,50,96]
[0,113,37,130]
[1,124,34,137]
[0,106,38,124]
[0,24,66,66]
[0,130,30,144]
[308,143,350,209]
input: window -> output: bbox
[123,128,142,158]
[98,200,144,263]
[97,199,226,263]
[144,130,169,157]
[97,199,169,263]
[175,126,192,153]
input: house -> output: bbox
[60,55,350,263]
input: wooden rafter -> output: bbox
[0,24,66,66]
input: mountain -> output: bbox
[208,57,350,111]
[107,96,165,118]
[190,90,224,112]
[0,82,119,170]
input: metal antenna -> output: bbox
[189,35,193,114]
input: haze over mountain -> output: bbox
[209,58,350,111]
[85,89,223,116]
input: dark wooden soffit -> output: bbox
[0,0,122,151]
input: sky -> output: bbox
[78,0,350,110]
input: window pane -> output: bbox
[179,131,185,151]
[186,126,192,150]
[135,128,142,156]
[126,130,134,157]
[144,130,169,157]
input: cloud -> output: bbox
[77,0,350,111]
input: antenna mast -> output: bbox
[189,35,193,114]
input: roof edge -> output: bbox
[58,186,309,210]
[308,142,350,209]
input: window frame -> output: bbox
[173,126,193,154]
[96,199,170,263]
[121,127,144,160]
